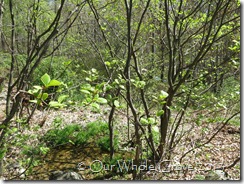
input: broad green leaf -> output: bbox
[114,79,119,84]
[37,99,42,105]
[41,93,49,100]
[47,79,61,87]
[159,90,169,100]
[156,110,164,116]
[58,95,69,103]
[119,85,125,90]
[80,89,90,94]
[49,101,65,108]
[105,61,111,67]
[140,118,149,126]
[81,84,94,91]
[97,97,108,104]
[114,100,120,107]
[41,73,51,87]
[91,102,100,109]
[148,117,156,125]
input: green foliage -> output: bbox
[97,134,119,152]
[73,69,109,107]
[97,136,111,152]
[140,117,157,126]
[194,174,206,180]
[42,120,119,151]
[0,52,11,77]
[0,0,240,180]
[43,124,86,147]
[28,73,67,108]
[21,144,50,157]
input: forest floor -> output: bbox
[0,89,240,180]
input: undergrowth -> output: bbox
[42,120,119,151]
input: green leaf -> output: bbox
[97,97,108,104]
[114,100,120,107]
[29,100,38,104]
[91,68,97,73]
[11,127,18,133]
[114,79,119,84]
[105,85,113,91]
[105,61,111,67]
[40,147,50,154]
[119,85,125,90]
[28,89,39,96]
[159,90,169,100]
[63,60,72,66]
[156,110,164,116]
[69,140,75,145]
[80,89,91,94]
[152,126,159,133]
[148,118,156,125]
[135,81,146,89]
[140,118,149,126]
[91,102,100,110]
[81,84,94,91]
[49,101,65,108]
[41,93,49,100]
[41,73,51,87]
[47,80,61,87]
[58,95,69,103]
[33,85,42,90]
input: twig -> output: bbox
[9,155,34,180]
[215,157,240,170]
[179,111,240,163]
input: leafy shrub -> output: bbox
[22,144,50,157]
[33,56,73,84]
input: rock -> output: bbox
[205,170,229,180]
[49,170,83,180]
[5,162,26,179]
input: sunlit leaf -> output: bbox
[114,100,120,107]
[156,110,164,116]
[33,85,42,90]
[80,89,90,94]
[41,93,49,100]
[41,73,51,87]
[49,101,65,108]
[140,118,148,126]
[91,102,100,109]
[47,80,61,87]
[58,95,69,103]
[97,97,107,104]
[148,117,156,125]
[29,100,38,103]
